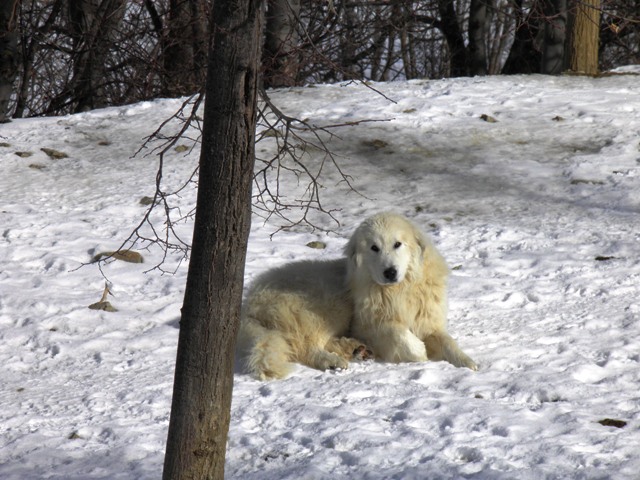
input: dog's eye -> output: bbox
[371,245,380,253]
[394,241,402,249]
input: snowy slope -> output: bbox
[1,70,639,479]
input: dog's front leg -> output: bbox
[425,332,478,371]
[364,325,428,363]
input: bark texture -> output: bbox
[263,0,300,88]
[541,0,568,74]
[437,0,468,76]
[569,0,601,75]
[67,0,125,112]
[468,0,489,76]
[163,0,209,96]
[162,0,264,478]
[0,0,19,121]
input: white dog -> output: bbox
[238,212,477,380]
[345,213,477,370]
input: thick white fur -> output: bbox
[237,259,366,380]
[238,212,477,380]
[346,212,477,370]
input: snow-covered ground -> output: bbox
[1,69,639,479]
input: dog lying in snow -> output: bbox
[238,212,477,380]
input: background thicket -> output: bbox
[1,0,638,120]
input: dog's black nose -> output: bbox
[383,267,397,282]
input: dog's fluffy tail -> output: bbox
[237,321,293,380]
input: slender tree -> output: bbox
[163,0,209,97]
[67,0,126,112]
[162,0,264,478]
[437,0,468,76]
[0,0,19,121]
[468,0,489,75]
[502,0,542,74]
[541,0,568,74]
[263,0,301,88]
[569,0,602,74]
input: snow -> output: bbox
[2,70,640,479]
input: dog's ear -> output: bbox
[412,222,429,257]
[344,233,361,268]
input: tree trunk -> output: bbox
[163,0,209,97]
[468,0,489,76]
[162,0,263,478]
[541,0,567,74]
[339,1,359,79]
[569,0,601,75]
[263,0,300,88]
[502,0,542,74]
[0,0,19,122]
[437,0,468,77]
[67,0,126,112]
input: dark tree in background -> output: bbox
[0,0,19,122]
[437,0,468,76]
[468,0,489,76]
[541,0,568,74]
[502,0,543,74]
[263,0,300,88]
[162,0,208,97]
[66,0,125,112]
[2,1,639,116]
[161,0,263,478]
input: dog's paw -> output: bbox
[352,345,374,361]
[466,359,479,371]
[457,354,478,371]
[318,352,349,371]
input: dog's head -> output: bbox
[345,212,427,286]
